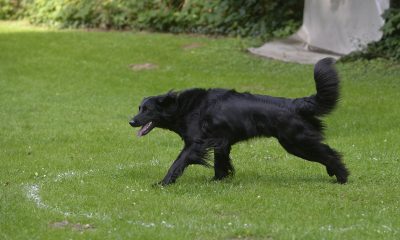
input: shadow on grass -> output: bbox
[124,164,336,189]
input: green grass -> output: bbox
[1,21,399,239]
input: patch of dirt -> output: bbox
[49,220,69,229]
[182,42,204,50]
[71,223,95,231]
[49,220,95,232]
[227,237,273,240]
[129,63,158,71]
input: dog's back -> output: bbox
[201,58,339,143]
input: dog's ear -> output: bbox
[157,91,177,107]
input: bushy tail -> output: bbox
[295,57,340,117]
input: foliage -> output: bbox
[341,8,400,62]
[135,0,303,39]
[0,0,14,19]
[24,0,151,29]
[0,0,27,19]
[2,0,303,39]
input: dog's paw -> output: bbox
[336,174,348,184]
[334,165,349,184]
[213,169,235,181]
[336,177,347,184]
[212,174,234,182]
[212,175,228,181]
[326,166,335,177]
[152,178,175,187]
[211,176,223,181]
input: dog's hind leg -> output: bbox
[278,138,349,184]
[213,144,234,180]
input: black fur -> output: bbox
[129,58,349,186]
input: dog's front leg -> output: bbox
[214,144,234,180]
[159,144,203,186]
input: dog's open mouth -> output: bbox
[137,121,155,137]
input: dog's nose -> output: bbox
[129,120,137,127]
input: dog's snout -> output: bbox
[129,120,139,127]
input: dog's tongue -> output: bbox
[137,122,153,137]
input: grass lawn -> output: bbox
[0,21,399,239]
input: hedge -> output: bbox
[1,0,303,39]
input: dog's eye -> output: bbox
[142,106,148,112]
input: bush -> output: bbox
[136,0,303,39]
[16,0,302,39]
[0,0,14,19]
[0,0,27,19]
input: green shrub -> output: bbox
[0,0,14,19]
[0,0,27,19]
[19,0,302,39]
[130,0,303,39]
[26,0,100,28]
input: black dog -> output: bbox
[129,58,349,186]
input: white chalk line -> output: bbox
[319,224,398,234]
[24,168,110,220]
[25,183,108,219]
[23,164,176,229]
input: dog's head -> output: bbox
[129,91,178,137]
